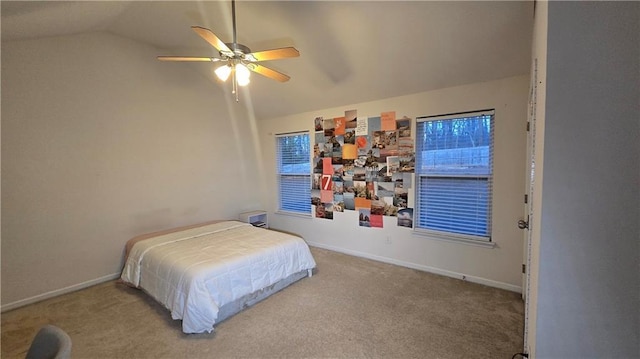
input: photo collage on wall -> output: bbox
[311,110,415,229]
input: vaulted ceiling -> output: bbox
[1,1,534,119]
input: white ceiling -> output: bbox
[1,1,534,120]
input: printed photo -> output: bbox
[397,208,414,228]
[323,118,335,130]
[359,209,371,227]
[316,202,334,220]
[356,117,368,136]
[353,181,368,198]
[393,195,407,208]
[343,192,355,210]
[365,167,379,182]
[333,194,344,212]
[321,189,333,203]
[312,173,322,190]
[367,116,381,136]
[332,165,344,178]
[321,142,332,157]
[371,199,386,216]
[402,172,412,188]
[334,117,346,135]
[385,130,398,148]
[370,214,384,228]
[376,182,395,198]
[333,180,344,194]
[311,189,321,206]
[393,182,408,208]
[315,131,326,145]
[344,130,356,144]
[397,117,411,137]
[342,160,355,177]
[356,135,369,150]
[398,137,414,155]
[399,155,415,172]
[355,197,372,210]
[323,203,334,219]
[313,158,323,173]
[331,151,343,164]
[345,109,357,126]
[373,131,386,149]
[352,167,366,181]
[343,180,355,193]
[381,111,396,131]
[386,156,400,175]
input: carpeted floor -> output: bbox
[1,247,524,358]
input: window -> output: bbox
[415,110,494,241]
[276,132,311,214]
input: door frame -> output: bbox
[522,57,538,350]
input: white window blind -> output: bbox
[276,132,311,214]
[415,110,494,241]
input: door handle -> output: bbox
[518,219,529,230]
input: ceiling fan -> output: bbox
[157,0,299,101]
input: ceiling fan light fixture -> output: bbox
[237,76,250,87]
[236,63,251,86]
[215,65,231,81]
[158,0,299,102]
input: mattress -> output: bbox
[121,220,316,333]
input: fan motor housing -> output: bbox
[224,43,251,57]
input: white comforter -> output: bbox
[121,221,316,333]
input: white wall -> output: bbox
[532,2,639,358]
[1,32,262,309]
[258,75,529,291]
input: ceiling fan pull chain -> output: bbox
[232,66,239,102]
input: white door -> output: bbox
[522,58,538,350]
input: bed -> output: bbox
[120,220,316,334]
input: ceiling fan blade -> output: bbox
[191,26,233,56]
[157,56,218,62]
[248,63,291,82]
[246,47,300,62]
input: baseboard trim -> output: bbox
[2,244,521,312]
[1,272,122,313]
[307,242,522,293]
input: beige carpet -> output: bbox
[1,247,524,358]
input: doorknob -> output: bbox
[518,219,529,230]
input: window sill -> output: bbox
[412,230,496,249]
[274,210,312,219]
